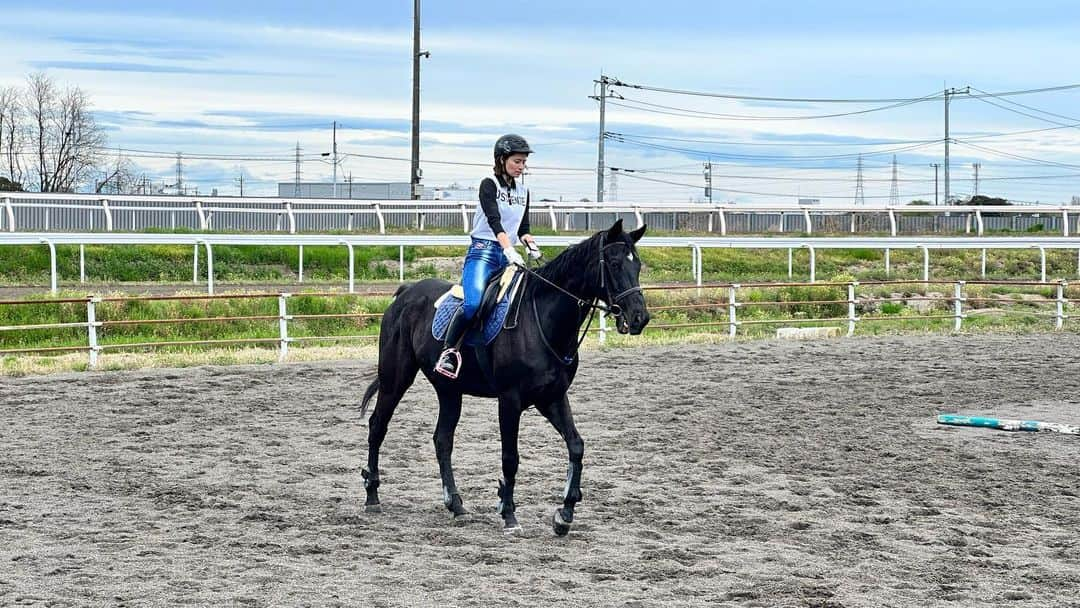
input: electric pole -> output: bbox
[294,142,302,197]
[930,163,940,205]
[704,160,712,206]
[175,153,183,196]
[944,86,969,205]
[889,155,899,206]
[854,154,865,206]
[972,162,981,197]
[590,74,623,203]
[411,0,430,200]
[332,121,338,199]
[235,174,244,197]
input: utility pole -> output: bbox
[930,163,940,205]
[294,142,302,197]
[889,155,899,206]
[332,121,338,199]
[411,0,430,200]
[235,174,244,197]
[594,75,608,203]
[175,153,183,196]
[854,155,865,206]
[972,162,981,197]
[944,86,970,205]
[589,74,622,203]
[703,160,713,205]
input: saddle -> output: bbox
[431,266,525,346]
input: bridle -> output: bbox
[518,234,642,365]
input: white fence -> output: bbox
[3,193,1079,236]
[3,232,1080,295]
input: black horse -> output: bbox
[359,220,649,535]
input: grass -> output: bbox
[2,228,1078,375]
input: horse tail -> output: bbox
[360,378,380,418]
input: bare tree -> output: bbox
[23,72,107,192]
[0,85,23,188]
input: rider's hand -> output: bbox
[503,246,526,267]
[522,235,542,260]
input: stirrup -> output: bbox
[435,348,462,379]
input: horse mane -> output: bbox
[534,231,601,289]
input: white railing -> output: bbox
[1,279,1073,369]
[3,193,1078,236]
[4,232,1080,295]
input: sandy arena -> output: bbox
[2,333,1080,607]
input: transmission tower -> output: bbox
[889,155,900,206]
[854,155,865,206]
[607,169,618,202]
[294,142,302,197]
[972,163,981,197]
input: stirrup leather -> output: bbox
[435,348,462,379]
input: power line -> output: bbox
[605,131,940,147]
[607,78,1080,103]
[607,133,942,161]
[611,168,933,200]
[607,92,938,121]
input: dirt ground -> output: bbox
[2,334,1080,607]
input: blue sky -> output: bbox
[3,1,1080,203]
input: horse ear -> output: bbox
[629,224,647,243]
[606,218,624,241]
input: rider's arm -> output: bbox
[478,178,506,236]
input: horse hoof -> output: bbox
[365,503,382,513]
[451,511,475,525]
[552,510,572,536]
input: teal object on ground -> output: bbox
[937,414,1080,435]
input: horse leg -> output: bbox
[432,388,469,520]
[496,393,524,534]
[363,359,418,513]
[537,394,584,537]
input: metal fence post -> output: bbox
[198,240,214,295]
[847,281,857,336]
[3,197,13,232]
[717,208,726,236]
[101,198,113,231]
[298,245,304,283]
[981,249,987,278]
[374,203,385,234]
[885,248,890,276]
[87,296,100,369]
[918,244,929,281]
[1056,280,1067,330]
[399,245,405,283]
[40,238,57,294]
[598,309,607,345]
[79,244,86,283]
[804,244,816,283]
[195,201,207,230]
[340,241,355,293]
[728,284,739,338]
[1034,245,1047,283]
[278,293,292,362]
[954,281,965,331]
[192,243,199,284]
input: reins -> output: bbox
[515,234,640,366]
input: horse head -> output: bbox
[600,219,650,335]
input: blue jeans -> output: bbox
[461,238,507,320]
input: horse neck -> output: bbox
[529,238,602,350]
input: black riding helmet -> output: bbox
[494,134,532,159]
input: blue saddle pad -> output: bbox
[432,273,522,347]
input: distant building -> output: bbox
[430,183,478,201]
[277,181,430,200]
[797,198,821,205]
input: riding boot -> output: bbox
[435,307,470,379]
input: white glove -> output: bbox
[524,240,542,260]
[503,246,525,267]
